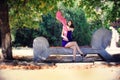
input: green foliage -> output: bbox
[9,1,41,29]
[8,0,120,30]
[79,0,120,27]
[13,27,40,47]
[8,0,120,47]
[9,0,92,47]
[39,14,62,46]
[89,20,102,33]
[8,0,76,30]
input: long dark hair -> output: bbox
[68,20,74,28]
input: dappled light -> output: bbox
[0,0,120,80]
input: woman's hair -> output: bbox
[68,20,74,28]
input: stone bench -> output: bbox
[33,28,114,62]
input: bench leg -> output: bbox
[98,50,114,62]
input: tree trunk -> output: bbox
[0,0,13,60]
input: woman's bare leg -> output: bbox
[73,42,84,54]
[66,41,83,55]
[65,43,77,61]
[65,41,84,61]
[70,46,76,61]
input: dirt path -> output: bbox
[0,63,120,80]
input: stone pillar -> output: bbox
[91,28,112,49]
[91,28,113,61]
[33,37,50,62]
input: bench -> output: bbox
[33,38,113,62]
[48,47,113,61]
[33,28,115,62]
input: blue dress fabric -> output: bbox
[62,31,72,47]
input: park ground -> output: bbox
[0,47,120,80]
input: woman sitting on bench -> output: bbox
[56,10,84,61]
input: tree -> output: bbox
[0,0,74,60]
[0,0,13,60]
[79,0,120,26]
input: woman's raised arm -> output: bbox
[56,11,67,27]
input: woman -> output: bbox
[56,11,84,61]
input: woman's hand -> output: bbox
[62,36,69,41]
[67,26,74,32]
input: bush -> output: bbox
[13,27,40,47]
[39,14,62,46]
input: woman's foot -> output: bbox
[80,53,86,61]
[81,54,86,57]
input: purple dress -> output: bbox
[62,31,73,47]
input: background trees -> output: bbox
[9,0,120,47]
[80,0,120,27]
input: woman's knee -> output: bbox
[65,41,77,47]
[72,41,77,45]
[70,46,76,50]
